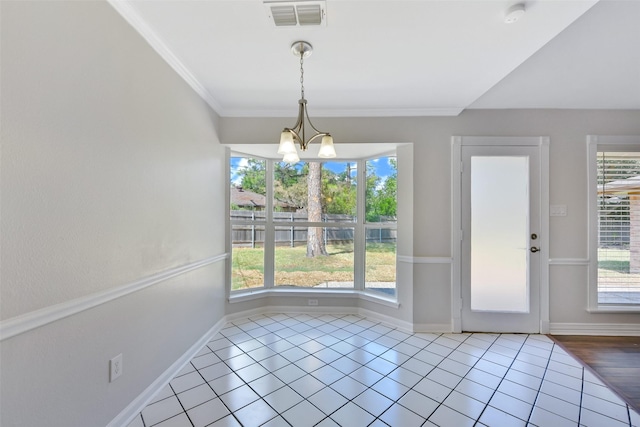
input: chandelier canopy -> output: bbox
[277,41,336,163]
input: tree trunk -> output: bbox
[307,162,327,257]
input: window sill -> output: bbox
[587,305,640,314]
[229,288,399,308]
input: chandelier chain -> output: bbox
[299,53,305,99]
[278,41,335,161]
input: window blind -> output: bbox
[597,152,640,304]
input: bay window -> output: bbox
[229,153,397,299]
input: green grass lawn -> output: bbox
[598,248,631,274]
[232,243,396,290]
[597,248,640,292]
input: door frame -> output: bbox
[451,136,550,334]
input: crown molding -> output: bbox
[107,0,223,114]
[108,1,465,119]
[221,107,464,118]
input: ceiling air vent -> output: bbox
[264,1,327,27]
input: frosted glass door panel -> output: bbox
[470,156,529,312]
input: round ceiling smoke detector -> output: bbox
[504,3,526,24]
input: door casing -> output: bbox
[451,136,550,334]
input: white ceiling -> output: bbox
[110,0,640,118]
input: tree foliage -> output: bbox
[233,156,397,221]
[237,158,266,195]
[365,158,397,222]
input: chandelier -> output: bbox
[277,41,336,163]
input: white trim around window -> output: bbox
[226,149,400,303]
[587,135,640,313]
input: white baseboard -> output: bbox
[550,322,640,336]
[226,305,362,323]
[228,305,451,334]
[108,316,227,427]
[540,320,550,335]
[357,308,414,332]
[267,305,359,316]
[252,305,415,333]
[412,323,453,333]
[225,306,272,323]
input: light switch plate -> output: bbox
[550,205,567,217]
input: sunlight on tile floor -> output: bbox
[128,313,640,427]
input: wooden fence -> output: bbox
[231,211,396,248]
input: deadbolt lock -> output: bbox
[531,233,538,240]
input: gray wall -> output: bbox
[221,111,640,328]
[0,1,226,426]
[2,1,639,425]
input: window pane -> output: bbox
[365,227,397,297]
[597,152,640,304]
[366,157,397,223]
[272,161,356,222]
[471,156,529,312]
[231,225,265,291]
[230,157,266,217]
[274,227,354,288]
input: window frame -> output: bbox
[587,135,640,312]
[227,152,398,303]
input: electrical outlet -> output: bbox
[308,299,318,306]
[110,354,123,382]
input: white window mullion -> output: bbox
[264,159,275,289]
[354,159,366,291]
[225,148,232,297]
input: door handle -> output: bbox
[530,247,540,253]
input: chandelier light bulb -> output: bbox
[318,135,336,158]
[282,151,300,164]
[278,131,296,154]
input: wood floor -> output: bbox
[549,335,640,413]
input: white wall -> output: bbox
[0,1,226,426]
[221,110,640,330]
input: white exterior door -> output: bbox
[460,144,541,333]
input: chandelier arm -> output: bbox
[303,102,327,136]
[306,132,329,146]
[288,128,303,149]
[291,99,305,131]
